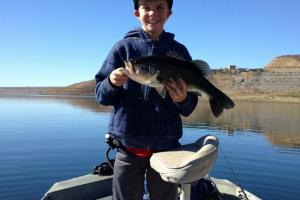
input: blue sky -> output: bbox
[1,0,299,87]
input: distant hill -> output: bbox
[63,80,95,94]
[210,54,300,102]
[265,54,300,72]
[0,81,95,96]
[40,80,96,95]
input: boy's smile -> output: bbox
[135,0,172,40]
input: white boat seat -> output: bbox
[150,135,219,184]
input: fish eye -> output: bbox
[130,59,136,64]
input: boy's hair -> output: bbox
[133,0,173,10]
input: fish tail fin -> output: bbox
[209,91,235,117]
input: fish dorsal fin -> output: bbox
[193,60,210,77]
[166,50,186,61]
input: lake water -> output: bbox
[0,96,299,200]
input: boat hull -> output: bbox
[42,174,261,200]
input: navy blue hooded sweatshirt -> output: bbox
[95,28,198,151]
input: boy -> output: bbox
[95,0,198,199]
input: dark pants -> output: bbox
[112,149,177,200]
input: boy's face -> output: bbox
[134,0,172,39]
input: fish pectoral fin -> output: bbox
[155,87,167,98]
[189,87,202,96]
[193,91,202,96]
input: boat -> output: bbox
[42,135,261,200]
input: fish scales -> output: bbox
[124,55,235,117]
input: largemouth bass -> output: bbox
[123,55,235,117]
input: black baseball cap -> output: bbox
[133,0,173,10]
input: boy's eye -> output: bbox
[141,6,150,11]
[140,4,166,12]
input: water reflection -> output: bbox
[182,100,300,148]
[2,96,299,148]
[52,96,112,113]
[60,97,300,148]
[0,95,112,113]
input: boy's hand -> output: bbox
[165,78,188,103]
[109,68,129,87]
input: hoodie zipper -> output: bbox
[143,39,158,150]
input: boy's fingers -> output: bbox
[167,78,186,91]
[164,78,187,103]
[109,68,129,86]
[178,78,187,90]
[114,68,127,76]
[118,68,129,76]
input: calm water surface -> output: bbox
[0,96,299,200]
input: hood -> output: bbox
[124,28,175,42]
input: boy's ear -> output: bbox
[134,10,140,17]
[167,10,172,17]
